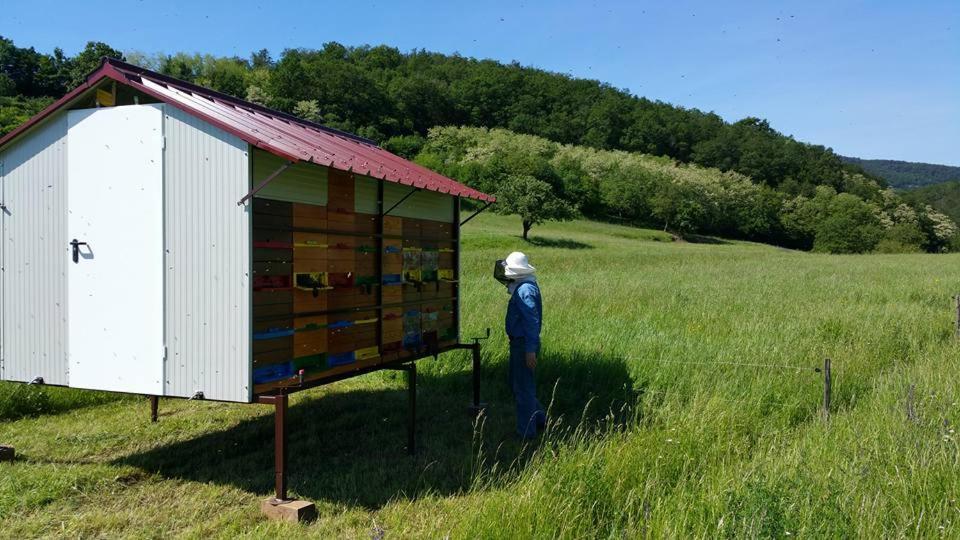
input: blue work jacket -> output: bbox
[505,280,542,354]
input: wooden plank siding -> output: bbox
[250,149,459,395]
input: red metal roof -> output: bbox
[0,58,495,203]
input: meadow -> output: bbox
[1,212,958,538]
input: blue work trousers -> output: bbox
[509,338,546,439]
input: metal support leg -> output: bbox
[257,393,315,521]
[468,342,487,415]
[408,363,417,455]
[273,393,289,503]
[472,344,481,408]
[149,395,159,423]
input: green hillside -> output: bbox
[4,37,958,254]
[840,156,960,189]
[2,36,875,201]
[902,181,960,223]
[2,213,959,537]
[417,126,959,253]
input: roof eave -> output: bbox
[0,72,103,152]
[0,58,497,203]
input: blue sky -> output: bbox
[5,0,958,165]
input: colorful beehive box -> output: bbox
[250,164,461,395]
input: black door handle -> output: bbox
[70,239,88,263]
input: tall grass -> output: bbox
[0,382,128,421]
[1,213,958,538]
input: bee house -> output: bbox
[0,58,495,404]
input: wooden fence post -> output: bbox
[954,294,959,339]
[822,358,832,420]
[906,384,917,423]
[641,499,651,539]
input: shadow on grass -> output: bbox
[115,350,634,510]
[682,234,731,245]
[0,382,129,422]
[524,236,593,250]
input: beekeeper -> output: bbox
[494,251,545,439]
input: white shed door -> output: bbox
[67,105,164,394]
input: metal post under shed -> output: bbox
[408,364,417,454]
[149,395,159,423]
[386,362,418,455]
[472,344,482,412]
[257,393,290,504]
[274,394,289,502]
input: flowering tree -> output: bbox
[494,174,577,240]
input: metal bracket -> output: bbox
[471,328,491,344]
[460,201,493,226]
[467,331,489,415]
[237,160,295,206]
[382,186,419,217]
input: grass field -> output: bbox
[2,213,959,538]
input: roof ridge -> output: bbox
[0,56,494,203]
[101,57,378,146]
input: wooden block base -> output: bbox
[0,446,14,462]
[261,498,317,523]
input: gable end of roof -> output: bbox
[0,57,495,203]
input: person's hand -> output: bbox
[525,352,537,370]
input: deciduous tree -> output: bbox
[494,175,577,240]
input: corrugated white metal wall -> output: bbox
[163,107,252,402]
[0,114,69,385]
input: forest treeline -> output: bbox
[840,156,960,189]
[1,37,956,252]
[902,181,960,225]
[416,127,958,253]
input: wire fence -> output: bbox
[637,357,820,373]
[626,355,836,417]
[633,387,796,408]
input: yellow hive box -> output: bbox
[355,346,380,361]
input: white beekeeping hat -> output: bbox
[503,251,536,277]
